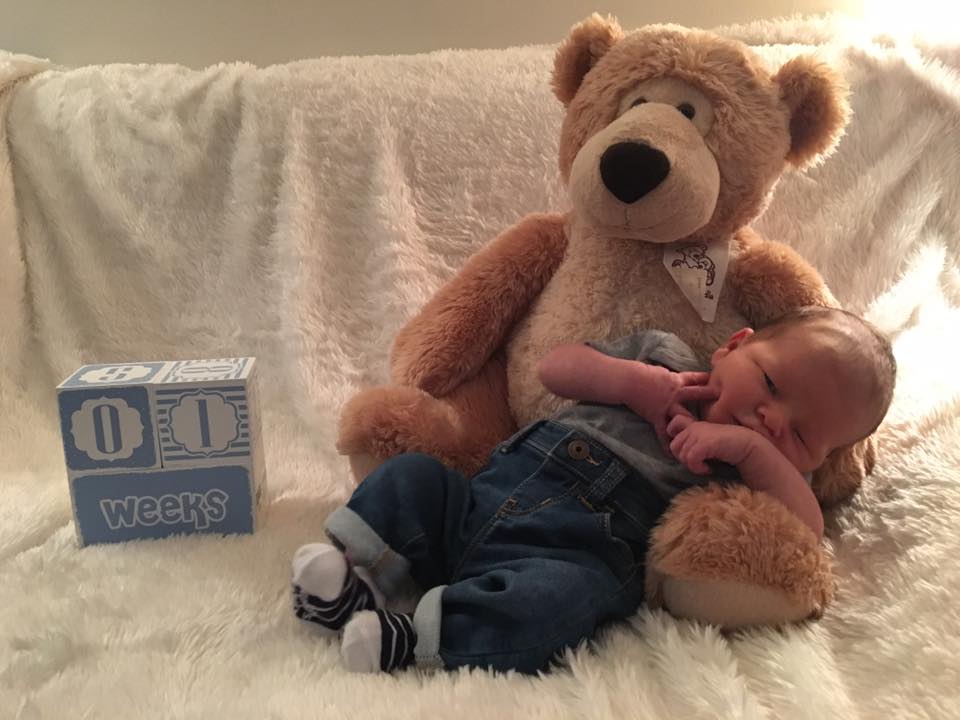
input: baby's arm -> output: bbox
[667,417,824,538]
[538,343,715,445]
[538,343,674,410]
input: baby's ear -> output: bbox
[552,13,623,106]
[774,56,851,168]
[728,327,754,349]
[712,328,753,364]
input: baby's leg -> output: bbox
[291,543,384,635]
[293,453,474,637]
[341,608,418,672]
[341,556,640,674]
[323,453,475,595]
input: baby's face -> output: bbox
[700,327,874,474]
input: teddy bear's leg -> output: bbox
[337,354,517,484]
[645,484,833,629]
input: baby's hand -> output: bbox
[631,370,716,452]
[668,417,824,537]
[667,420,760,474]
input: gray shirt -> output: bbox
[551,330,739,501]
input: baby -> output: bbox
[292,306,896,675]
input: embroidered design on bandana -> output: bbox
[663,239,730,322]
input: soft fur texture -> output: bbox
[774,55,852,168]
[645,485,833,619]
[339,17,855,628]
[1,14,959,719]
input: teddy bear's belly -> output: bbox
[506,244,746,426]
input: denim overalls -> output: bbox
[324,420,670,674]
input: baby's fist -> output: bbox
[669,422,757,474]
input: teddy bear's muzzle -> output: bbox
[567,101,720,243]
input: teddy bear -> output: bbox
[337,14,873,628]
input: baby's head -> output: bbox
[701,306,897,474]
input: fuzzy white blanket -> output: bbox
[2,15,958,720]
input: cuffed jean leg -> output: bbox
[436,556,638,675]
[325,453,473,593]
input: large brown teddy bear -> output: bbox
[338,15,873,628]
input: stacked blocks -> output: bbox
[57,358,266,546]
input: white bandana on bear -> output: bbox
[662,239,731,322]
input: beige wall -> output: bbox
[1,1,865,69]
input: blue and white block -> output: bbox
[57,358,266,546]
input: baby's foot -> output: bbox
[291,543,384,635]
[341,609,417,673]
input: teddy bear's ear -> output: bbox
[774,56,851,168]
[552,13,624,106]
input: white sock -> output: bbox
[292,543,348,600]
[341,611,383,673]
[341,609,417,673]
[291,543,386,634]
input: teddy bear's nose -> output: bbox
[599,141,671,204]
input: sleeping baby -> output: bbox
[292,306,896,674]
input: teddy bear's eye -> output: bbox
[677,102,696,120]
[630,97,648,108]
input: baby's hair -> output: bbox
[752,306,897,438]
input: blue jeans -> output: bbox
[324,420,668,674]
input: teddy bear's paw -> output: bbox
[336,385,451,459]
[337,383,500,475]
[657,576,821,629]
[645,483,833,629]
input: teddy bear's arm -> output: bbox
[390,213,568,396]
[727,226,838,326]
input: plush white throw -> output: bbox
[1,15,958,719]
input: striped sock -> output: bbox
[291,543,380,634]
[341,609,417,673]
[377,610,417,671]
